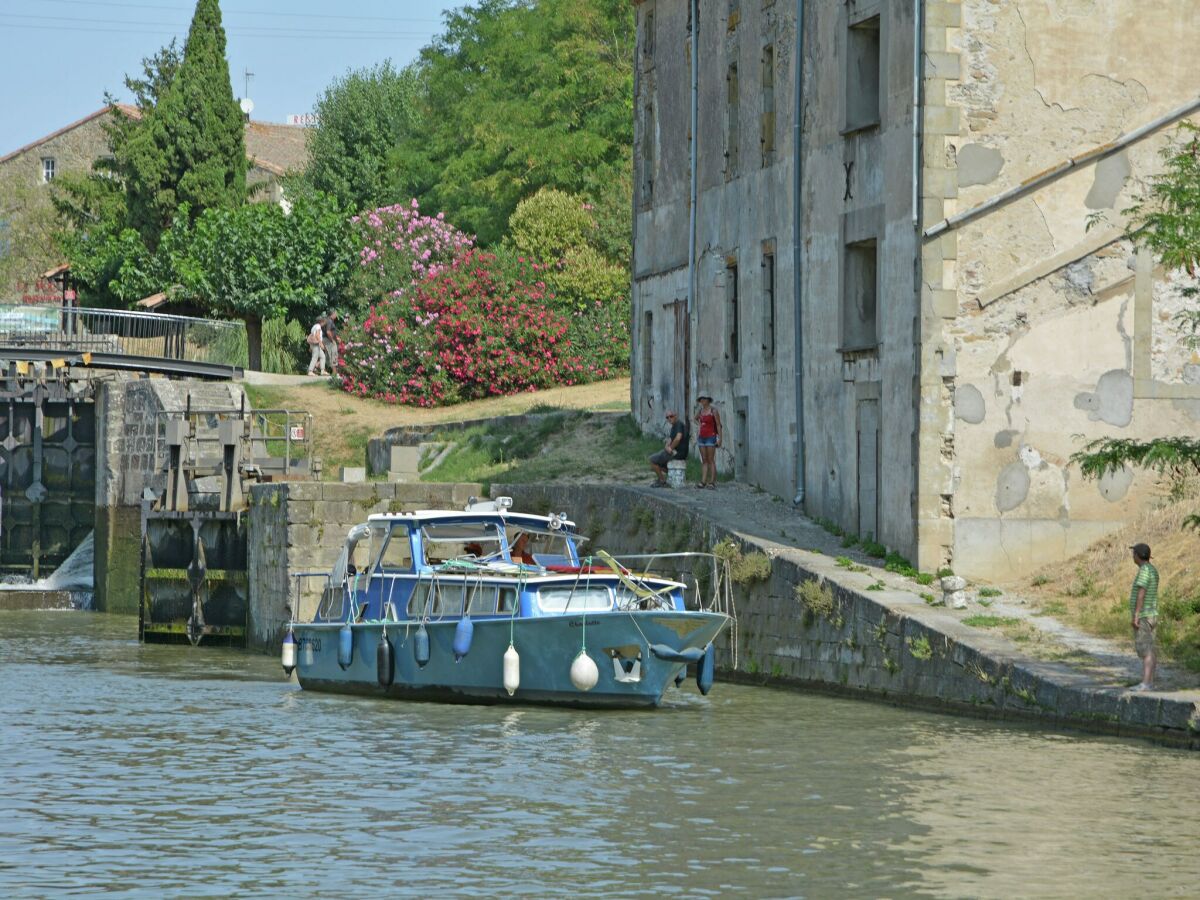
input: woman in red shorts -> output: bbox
[694,393,722,488]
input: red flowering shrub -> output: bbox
[338,250,615,406]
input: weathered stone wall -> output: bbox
[506,483,1200,748]
[923,0,1200,579]
[93,377,245,613]
[244,481,481,653]
[632,0,800,501]
[632,0,922,557]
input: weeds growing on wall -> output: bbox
[712,538,772,584]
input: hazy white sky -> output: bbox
[0,0,459,153]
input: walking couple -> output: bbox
[306,311,340,376]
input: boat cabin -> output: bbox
[312,506,686,625]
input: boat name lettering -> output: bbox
[569,620,601,628]
[299,637,322,651]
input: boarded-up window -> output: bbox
[842,239,878,351]
[762,251,776,358]
[727,260,740,365]
[640,101,655,206]
[760,44,775,160]
[846,15,881,131]
[725,63,739,177]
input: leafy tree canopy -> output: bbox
[119,0,246,246]
[392,0,634,245]
[307,61,422,212]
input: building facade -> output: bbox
[632,0,1200,579]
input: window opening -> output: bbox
[846,15,881,131]
[842,239,878,351]
[41,157,56,183]
[762,252,776,358]
[761,44,776,160]
[727,261,740,365]
[725,63,739,177]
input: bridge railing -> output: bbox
[0,305,247,367]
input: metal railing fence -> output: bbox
[0,305,247,367]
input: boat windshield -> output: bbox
[421,522,505,566]
[506,528,577,566]
[369,523,413,573]
[536,586,614,613]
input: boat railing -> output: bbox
[585,551,735,618]
[291,570,333,622]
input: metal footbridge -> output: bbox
[0,305,245,380]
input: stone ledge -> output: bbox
[505,483,1200,750]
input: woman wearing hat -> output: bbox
[694,394,722,488]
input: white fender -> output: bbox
[503,643,520,696]
[570,650,599,692]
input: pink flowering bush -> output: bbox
[338,250,616,407]
[349,199,474,304]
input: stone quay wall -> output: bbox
[245,481,481,653]
[503,484,1200,749]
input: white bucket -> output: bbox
[666,460,686,488]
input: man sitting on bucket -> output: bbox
[649,411,688,488]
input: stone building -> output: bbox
[631,0,1200,579]
[0,106,311,300]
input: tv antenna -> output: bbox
[243,67,255,101]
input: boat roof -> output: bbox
[365,509,578,530]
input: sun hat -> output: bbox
[697,393,714,402]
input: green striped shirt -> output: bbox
[1129,563,1159,620]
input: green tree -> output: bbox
[393,0,634,245]
[120,0,246,246]
[307,62,421,212]
[505,187,627,313]
[1075,124,1200,529]
[167,193,353,369]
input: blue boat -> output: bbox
[283,498,733,708]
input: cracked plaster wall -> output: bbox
[933,0,1200,580]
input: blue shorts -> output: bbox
[698,436,717,447]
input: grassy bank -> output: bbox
[242,377,632,476]
[416,410,714,492]
[1021,499,1200,672]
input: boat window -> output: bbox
[462,584,518,615]
[406,581,472,618]
[373,525,413,573]
[536,586,613,613]
[506,528,576,566]
[422,522,504,565]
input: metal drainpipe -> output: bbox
[792,0,806,506]
[688,0,699,409]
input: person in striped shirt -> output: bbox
[1128,542,1159,692]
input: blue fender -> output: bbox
[337,624,354,670]
[453,615,474,662]
[414,624,431,668]
[649,643,705,664]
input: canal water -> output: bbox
[1,611,1197,898]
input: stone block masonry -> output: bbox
[244,481,481,653]
[504,483,1200,749]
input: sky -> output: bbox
[0,0,459,154]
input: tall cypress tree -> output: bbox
[121,0,246,247]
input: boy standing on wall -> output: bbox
[1128,542,1159,692]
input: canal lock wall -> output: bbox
[501,484,1200,749]
[93,378,247,614]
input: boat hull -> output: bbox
[293,611,728,709]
